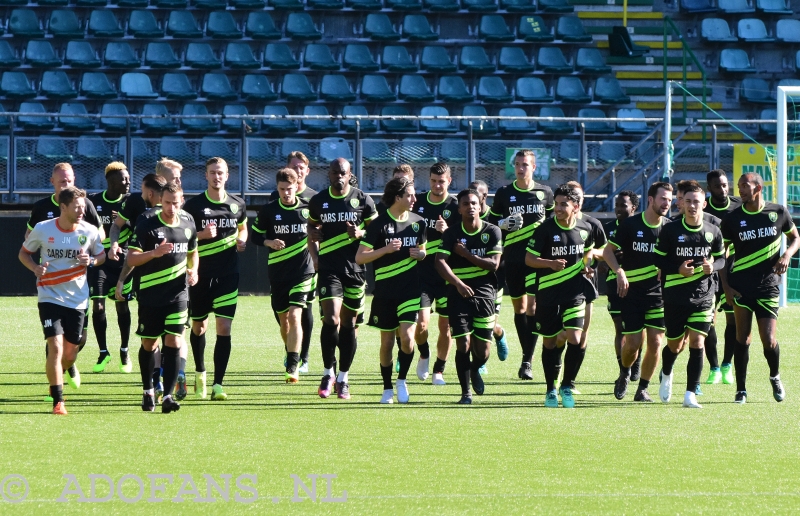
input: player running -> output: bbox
[719,172,799,404]
[653,183,725,408]
[357,176,427,404]
[20,186,106,414]
[128,182,198,413]
[308,158,378,399]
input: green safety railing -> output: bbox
[663,16,708,140]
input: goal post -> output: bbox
[776,86,797,307]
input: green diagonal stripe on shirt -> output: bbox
[537,260,585,290]
[375,256,416,281]
[198,234,237,257]
[664,267,705,288]
[731,240,780,273]
[139,260,187,290]
[504,223,538,247]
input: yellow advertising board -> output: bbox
[732,144,800,205]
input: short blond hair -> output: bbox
[52,163,73,176]
[205,157,228,171]
[565,180,582,192]
[155,158,183,176]
[104,161,127,176]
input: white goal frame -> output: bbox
[776,86,796,307]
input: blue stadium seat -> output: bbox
[264,43,300,69]
[537,47,571,73]
[129,10,163,38]
[105,42,140,68]
[559,140,581,164]
[320,137,353,162]
[77,136,113,160]
[479,16,514,42]
[25,40,61,67]
[594,76,630,104]
[143,104,177,132]
[302,105,337,132]
[502,0,533,11]
[59,103,94,131]
[186,43,222,69]
[242,74,277,100]
[120,72,158,98]
[344,44,379,71]
[19,102,55,130]
[555,77,590,103]
[740,77,773,103]
[437,76,473,102]
[388,0,422,9]
[100,103,129,131]
[49,10,83,38]
[41,71,77,98]
[464,0,497,11]
[756,0,791,13]
[348,0,383,9]
[575,48,611,74]
[381,106,416,132]
[261,105,297,133]
[777,19,800,43]
[247,139,274,163]
[181,103,218,132]
[88,11,123,37]
[498,107,534,133]
[167,12,202,38]
[2,72,35,98]
[202,73,237,100]
[200,138,236,161]
[281,74,316,101]
[421,46,456,72]
[556,16,592,42]
[738,18,775,42]
[421,106,456,133]
[156,0,188,8]
[498,47,533,73]
[159,137,192,162]
[222,105,255,132]
[81,72,116,99]
[578,107,614,134]
[719,48,756,73]
[680,0,716,13]
[403,14,438,40]
[194,0,227,7]
[66,42,100,68]
[515,77,552,102]
[207,11,242,39]
[539,106,573,133]
[320,75,356,101]
[518,15,554,42]
[461,105,496,134]
[118,0,148,6]
[341,105,376,132]
[608,26,648,57]
[399,75,434,102]
[0,41,20,67]
[286,13,323,40]
[162,73,197,100]
[305,44,339,70]
[37,136,72,160]
[361,74,396,101]
[225,43,260,69]
[759,108,777,136]
[382,45,417,71]
[478,76,512,103]
[718,0,754,12]
[271,0,304,9]
[145,43,181,68]
[701,18,737,42]
[424,0,459,11]
[539,0,573,11]
[616,108,648,133]
[459,46,494,72]
[245,12,281,40]
[40,0,69,6]
[9,9,44,37]
[309,0,343,8]
[365,14,401,40]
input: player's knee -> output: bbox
[192,319,208,336]
[322,314,339,327]
[116,301,130,314]
[216,317,233,335]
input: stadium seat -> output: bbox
[264,43,300,69]
[225,43,260,69]
[155,0,187,8]
[539,106,573,133]
[19,102,55,131]
[242,74,277,100]
[159,137,191,161]
[575,48,611,74]
[718,0,755,12]
[556,16,591,42]
[555,77,590,103]
[464,0,498,11]
[459,46,494,73]
[200,138,236,161]
[381,106,416,132]
[304,44,339,70]
[537,47,571,73]
[302,105,337,132]
[719,49,755,73]
[1,72,35,98]
[344,44,379,71]
[88,11,123,37]
[25,40,61,67]
[181,103,217,132]
[66,42,100,68]
[247,139,273,163]
[515,77,552,102]
[81,72,116,99]
[320,75,356,101]
[48,10,83,38]
[558,140,584,165]
[518,16,554,42]
[617,108,648,133]
[680,0,716,13]
[608,26,648,57]
[207,11,242,39]
[740,78,773,103]
[142,104,177,132]
[383,45,417,71]
[479,15,514,41]
[502,0,534,11]
[105,42,140,68]
[286,13,322,40]
[701,19,737,42]
[77,136,113,160]
[403,15,438,40]
[245,12,281,40]
[282,74,316,101]
[361,74,396,101]
[438,76,474,102]
[756,0,791,13]
[0,42,20,67]
[194,0,227,7]
[162,73,197,100]
[461,105,496,134]
[9,9,44,37]
[738,18,775,42]
[777,19,800,42]
[186,43,222,69]
[578,107,615,134]
[145,43,181,69]
[202,73,237,100]
[261,105,297,133]
[341,105,376,132]
[77,0,107,6]
[498,47,533,73]
[100,103,129,131]
[777,78,800,89]
[424,0,459,11]
[222,105,255,131]
[539,0,573,12]
[759,108,777,136]
[598,142,629,165]
[129,10,163,38]
[399,75,434,102]
[348,0,382,8]
[120,72,158,98]
[37,136,72,160]
[118,0,149,6]
[167,12,202,38]
[420,106,456,133]
[320,137,352,161]
[271,0,304,9]
[498,107,535,133]
[594,76,630,104]
[478,76,512,103]
[388,0,423,9]
[59,103,94,131]
[309,0,343,8]
[421,46,456,72]
[40,0,69,6]
[41,71,77,98]
[365,14,401,40]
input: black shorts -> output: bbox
[664,301,714,341]
[583,274,599,304]
[89,264,134,301]
[448,294,495,343]
[620,295,665,335]
[419,276,448,316]
[189,273,240,321]
[368,295,421,331]
[606,282,622,316]
[733,292,780,320]
[715,289,734,314]
[38,302,85,344]
[271,274,315,314]
[318,270,366,315]
[506,262,535,299]
[533,298,586,338]
[494,286,503,315]
[137,300,189,338]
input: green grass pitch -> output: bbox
[1,295,799,514]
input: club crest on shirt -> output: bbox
[139,324,145,333]
[321,287,327,295]
[301,208,309,218]
[443,210,451,219]
[230,203,239,214]
[769,212,778,222]
[536,191,544,201]
[481,233,489,243]
[349,198,360,209]
[185,228,192,239]
[412,222,419,232]
[373,315,379,324]
[579,230,588,241]
[78,235,87,245]
[704,232,713,243]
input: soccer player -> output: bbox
[411,163,458,385]
[87,162,133,374]
[183,158,248,401]
[603,182,672,402]
[488,150,554,381]
[704,169,742,384]
[253,168,314,382]
[435,188,502,404]
[127,182,198,413]
[719,172,799,404]
[307,158,377,399]
[377,164,415,215]
[526,184,593,408]
[357,176,427,404]
[20,186,106,414]
[653,183,725,408]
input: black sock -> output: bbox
[433,358,446,374]
[338,326,356,373]
[190,332,206,372]
[764,343,780,378]
[514,313,532,362]
[214,335,232,385]
[561,343,582,389]
[529,329,539,363]
[632,350,642,377]
[179,357,186,376]
[300,305,313,362]
[686,347,704,393]
[470,352,487,374]
[117,306,131,350]
[286,351,300,374]
[381,364,393,390]
[139,347,155,390]
[734,341,750,392]
[161,346,180,396]
[661,346,678,376]
[553,345,565,385]
[541,346,558,391]
[722,320,736,365]
[50,384,63,406]
[455,350,471,396]
[569,346,587,388]
[93,310,108,352]
[320,323,339,369]
[705,325,719,369]
[616,355,623,375]
[152,366,161,387]
[397,349,414,380]
[638,378,650,391]
[418,342,430,359]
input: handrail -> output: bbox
[663,16,707,140]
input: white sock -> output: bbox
[323,367,334,377]
[120,347,128,353]
[144,389,154,395]
[771,374,781,380]
[337,371,349,383]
